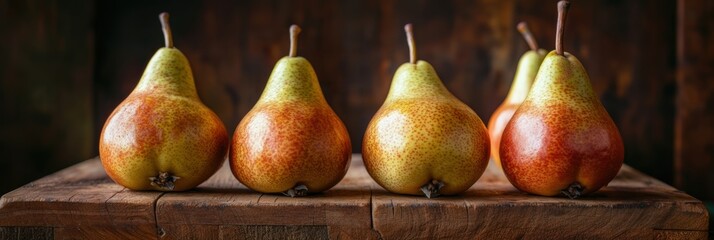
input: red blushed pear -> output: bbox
[362,24,490,198]
[488,22,547,168]
[500,1,624,198]
[229,25,351,197]
[100,13,229,191]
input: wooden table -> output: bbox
[0,154,708,239]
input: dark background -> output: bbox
[1,0,712,209]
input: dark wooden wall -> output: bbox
[676,0,714,201]
[0,0,711,202]
[0,0,95,195]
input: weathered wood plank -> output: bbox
[155,154,375,238]
[220,225,329,240]
[371,160,708,239]
[654,230,709,240]
[0,158,161,228]
[0,154,707,239]
[0,227,52,240]
[158,225,219,239]
[54,225,156,239]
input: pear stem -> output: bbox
[289,24,301,57]
[517,22,538,51]
[159,12,174,48]
[555,1,570,56]
[404,24,417,64]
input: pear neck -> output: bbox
[257,57,328,104]
[385,61,454,101]
[505,50,545,104]
[528,51,598,104]
[133,48,199,99]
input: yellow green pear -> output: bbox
[488,22,547,167]
[100,13,228,191]
[230,25,352,197]
[362,24,490,198]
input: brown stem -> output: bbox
[517,22,538,51]
[289,24,301,57]
[555,1,570,55]
[404,24,417,64]
[159,12,174,48]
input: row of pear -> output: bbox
[99,1,623,199]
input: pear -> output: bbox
[362,24,490,198]
[488,22,547,168]
[100,13,229,191]
[500,1,624,198]
[229,25,351,197]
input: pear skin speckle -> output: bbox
[488,49,546,167]
[100,48,229,191]
[500,51,624,197]
[230,57,352,194]
[134,48,198,99]
[363,61,490,196]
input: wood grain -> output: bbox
[54,225,157,239]
[0,157,160,239]
[155,155,375,239]
[221,225,329,240]
[0,227,52,240]
[372,162,707,239]
[158,225,218,239]
[0,154,707,239]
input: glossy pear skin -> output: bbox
[100,48,229,191]
[230,57,351,194]
[500,51,624,196]
[363,61,490,196]
[488,49,546,167]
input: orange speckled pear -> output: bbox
[362,24,490,198]
[488,22,546,168]
[99,13,229,191]
[500,1,624,198]
[229,25,351,197]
